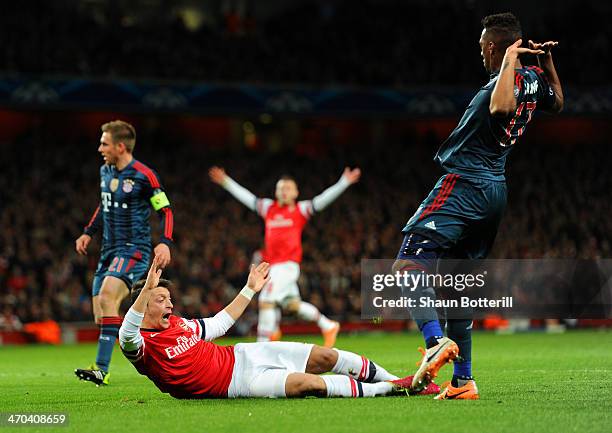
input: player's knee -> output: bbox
[318,347,338,371]
[98,287,122,312]
[283,299,300,314]
[259,302,275,311]
[306,346,338,373]
[98,290,113,310]
[286,374,326,398]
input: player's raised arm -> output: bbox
[209,166,267,213]
[490,39,545,117]
[197,262,270,341]
[118,255,164,354]
[529,39,564,113]
[303,167,361,215]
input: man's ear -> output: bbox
[115,141,127,153]
[488,41,495,55]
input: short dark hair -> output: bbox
[482,12,522,51]
[131,278,173,304]
[278,175,297,184]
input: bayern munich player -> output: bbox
[119,255,431,399]
[393,13,563,399]
[209,166,361,347]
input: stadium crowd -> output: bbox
[0,123,610,329]
[1,0,609,87]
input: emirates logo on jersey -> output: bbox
[268,215,294,228]
[164,334,199,359]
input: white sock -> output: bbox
[332,349,398,382]
[274,307,281,325]
[297,302,335,331]
[257,308,276,342]
[321,375,393,398]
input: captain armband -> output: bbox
[150,189,170,211]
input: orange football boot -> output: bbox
[434,380,480,400]
[270,329,282,341]
[322,321,340,348]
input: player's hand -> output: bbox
[144,254,163,291]
[342,167,361,184]
[504,39,545,59]
[247,262,271,293]
[75,234,92,255]
[528,40,558,56]
[154,243,171,268]
[209,166,228,185]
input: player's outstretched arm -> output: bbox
[309,167,361,213]
[490,39,545,117]
[209,166,259,212]
[118,255,164,352]
[529,39,564,113]
[200,262,270,341]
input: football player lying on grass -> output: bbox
[119,255,438,398]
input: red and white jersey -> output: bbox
[256,199,313,264]
[122,315,235,398]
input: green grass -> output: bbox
[1,331,611,433]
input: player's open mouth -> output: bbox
[162,313,171,320]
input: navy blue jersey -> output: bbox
[84,159,173,250]
[435,66,556,181]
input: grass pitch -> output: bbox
[1,331,611,433]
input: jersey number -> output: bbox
[108,257,125,273]
[501,102,537,147]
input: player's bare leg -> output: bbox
[285,299,340,348]
[92,296,102,325]
[284,346,407,397]
[76,276,129,385]
[97,276,129,321]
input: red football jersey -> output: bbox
[125,315,235,398]
[258,200,312,264]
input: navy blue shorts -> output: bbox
[400,173,507,259]
[92,246,150,296]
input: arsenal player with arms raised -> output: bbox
[119,255,422,399]
[209,166,361,347]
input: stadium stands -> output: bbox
[0,121,609,327]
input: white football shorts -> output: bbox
[227,341,314,398]
[258,261,301,305]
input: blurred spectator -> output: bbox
[0,119,609,326]
[1,0,610,86]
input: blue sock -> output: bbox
[420,320,444,348]
[447,319,472,381]
[95,316,122,372]
[453,361,472,378]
